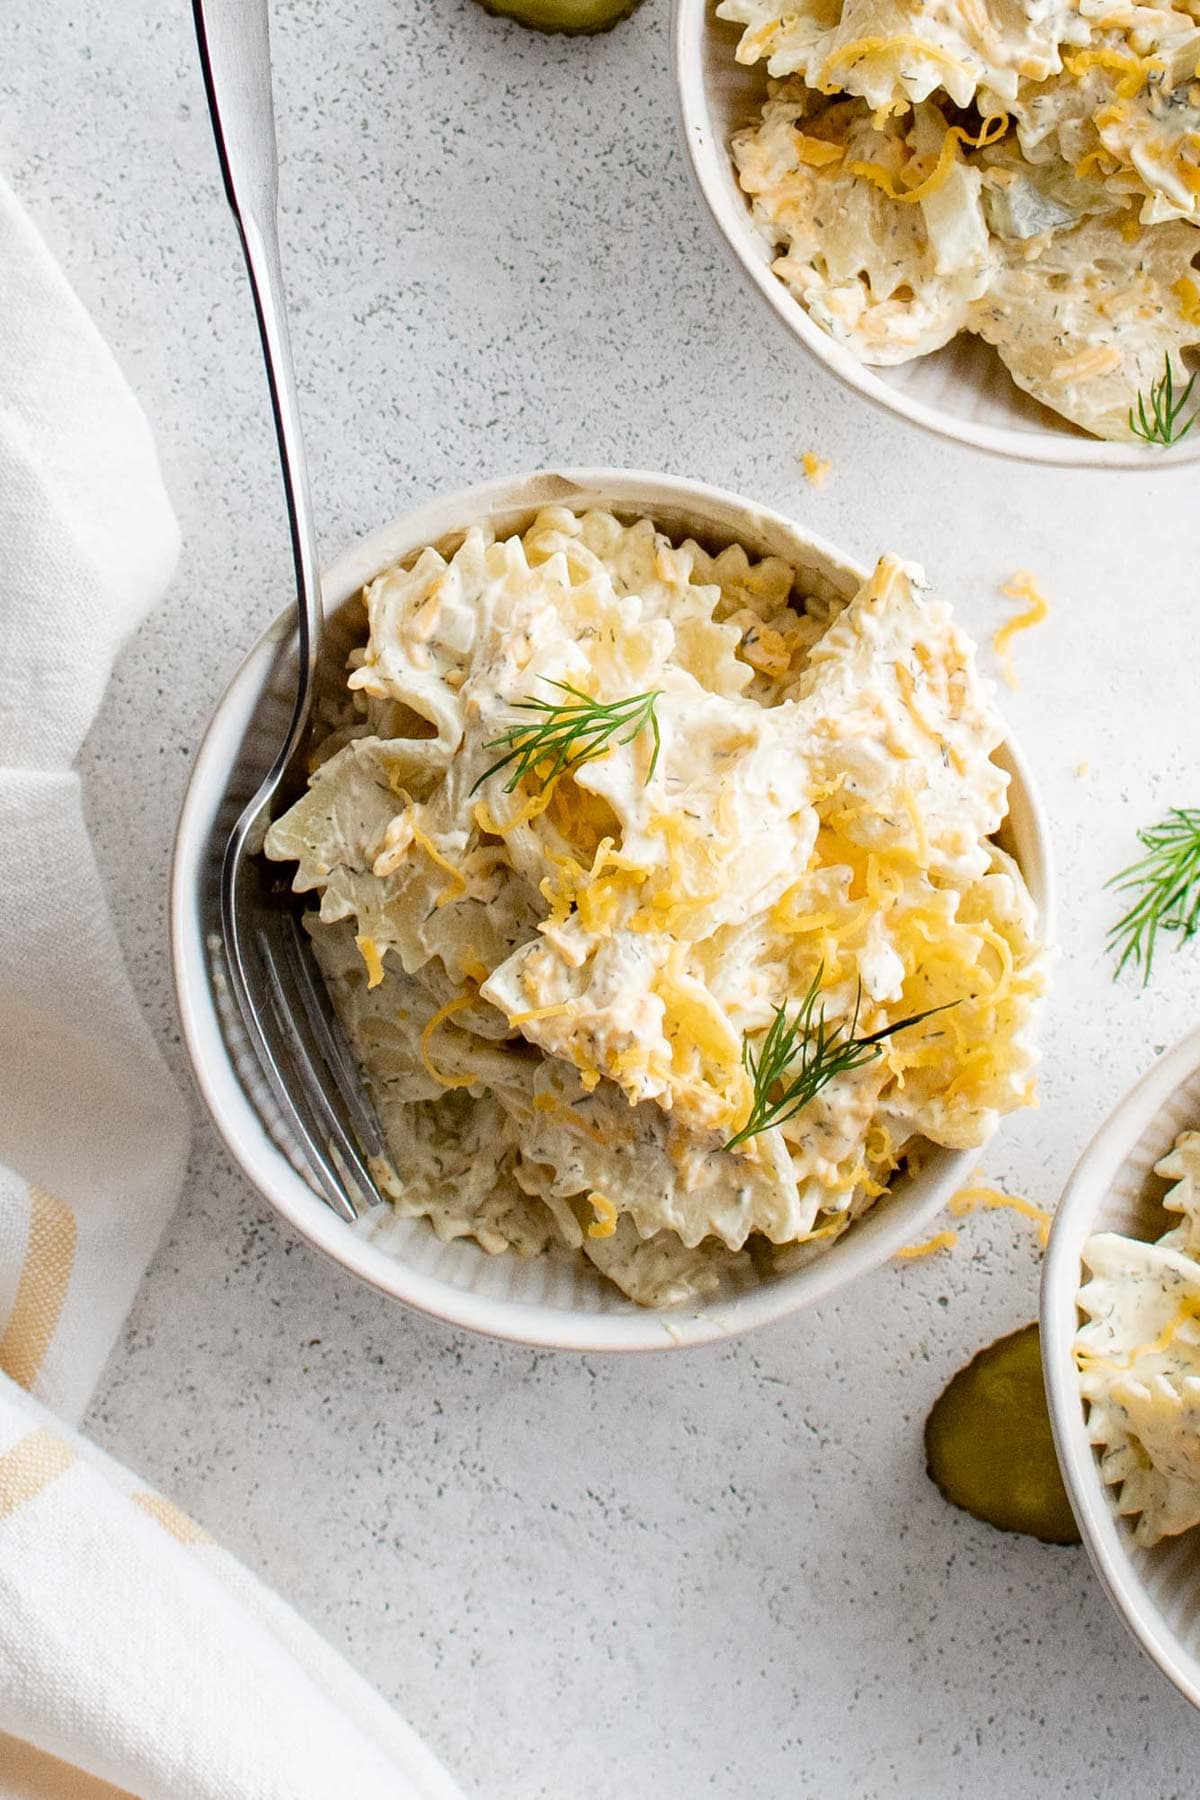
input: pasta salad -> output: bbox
[265,507,1046,1306]
[719,0,1200,439]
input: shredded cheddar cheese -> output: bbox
[793,132,845,167]
[1174,275,1200,326]
[949,1178,1052,1245]
[508,1002,576,1027]
[1064,47,1164,98]
[993,572,1050,692]
[892,1171,1049,1272]
[849,114,1008,205]
[1049,345,1122,384]
[801,450,832,486]
[419,993,478,1090]
[819,34,970,92]
[893,660,951,764]
[736,15,785,59]
[410,827,468,907]
[1077,1293,1200,1374]
[355,935,386,990]
[266,505,1046,1312]
[586,1192,619,1239]
[895,1228,959,1259]
[850,133,960,204]
[473,782,558,837]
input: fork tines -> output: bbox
[252,909,391,1222]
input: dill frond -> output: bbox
[1107,808,1200,981]
[470,681,662,795]
[1128,355,1199,446]
[724,968,953,1151]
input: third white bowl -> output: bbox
[1043,1025,1200,1709]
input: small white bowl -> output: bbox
[172,466,1052,1351]
[672,0,1200,470]
[1042,1026,1200,1708]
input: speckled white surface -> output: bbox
[6,2,1200,1794]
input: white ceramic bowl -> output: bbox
[173,466,1052,1351]
[1042,1026,1200,1708]
[672,0,1200,470]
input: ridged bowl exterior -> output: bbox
[1043,1028,1200,1707]
[172,467,1052,1350]
[673,0,1200,470]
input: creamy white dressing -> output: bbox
[1077,1132,1200,1545]
[722,0,1200,438]
[266,509,1045,1306]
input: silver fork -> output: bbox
[193,0,388,1222]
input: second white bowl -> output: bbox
[672,0,1200,470]
[173,466,1052,1351]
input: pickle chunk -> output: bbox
[925,1323,1080,1546]
[472,0,644,32]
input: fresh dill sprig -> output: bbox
[1107,808,1200,982]
[1128,355,1200,446]
[723,968,953,1152]
[471,680,662,795]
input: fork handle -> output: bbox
[192,0,323,728]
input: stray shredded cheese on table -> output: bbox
[895,1228,959,1259]
[949,1175,1052,1245]
[801,450,832,486]
[895,1172,1051,1261]
[993,572,1049,691]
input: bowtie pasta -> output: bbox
[719,0,1086,109]
[733,93,999,360]
[720,0,1200,438]
[1077,1132,1200,1546]
[265,507,1045,1308]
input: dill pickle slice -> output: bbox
[925,1323,1080,1546]
[473,0,644,33]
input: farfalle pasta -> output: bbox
[718,0,1086,109]
[733,93,997,361]
[265,507,1045,1308]
[719,0,1200,438]
[1077,1132,1200,1545]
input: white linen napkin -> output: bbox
[0,176,464,1800]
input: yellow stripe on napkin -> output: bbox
[0,1729,140,1797]
[0,1427,74,1519]
[0,1186,77,1390]
[131,1490,212,1546]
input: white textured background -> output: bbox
[6,1,1200,1794]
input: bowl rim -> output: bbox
[172,464,1054,1352]
[1041,1022,1200,1709]
[670,0,1200,472]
